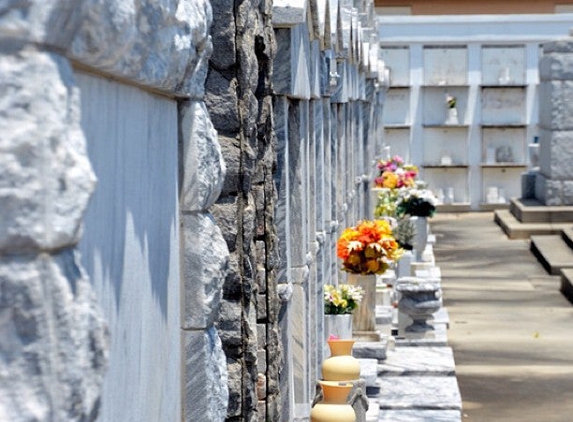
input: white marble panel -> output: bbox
[377,347,455,376]
[378,410,462,422]
[376,376,462,411]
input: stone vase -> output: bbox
[321,339,361,381]
[311,381,356,422]
[347,273,379,341]
[396,281,442,334]
[411,216,428,262]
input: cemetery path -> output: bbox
[432,212,573,422]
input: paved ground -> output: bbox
[431,212,573,422]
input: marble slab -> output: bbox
[377,347,456,376]
[378,410,462,422]
[395,323,448,347]
[432,308,450,327]
[353,337,388,360]
[375,305,393,325]
[358,358,378,386]
[376,376,462,411]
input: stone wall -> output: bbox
[537,33,573,205]
[206,0,281,420]
[0,1,228,421]
[207,0,388,420]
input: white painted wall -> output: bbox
[76,73,181,422]
[377,14,573,209]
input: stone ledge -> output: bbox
[394,323,448,348]
[353,337,389,360]
[377,409,462,422]
[377,347,456,377]
[375,376,462,411]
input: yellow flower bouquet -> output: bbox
[336,219,403,275]
[324,284,365,315]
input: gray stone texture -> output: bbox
[184,327,229,422]
[0,50,96,253]
[181,213,229,330]
[179,101,226,212]
[208,0,281,419]
[70,0,213,98]
[536,37,573,205]
[0,250,108,421]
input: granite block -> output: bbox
[378,410,462,422]
[376,376,462,411]
[377,347,456,376]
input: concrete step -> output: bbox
[494,209,562,239]
[510,198,573,223]
[560,269,573,305]
[530,235,573,275]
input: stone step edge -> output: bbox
[510,197,573,223]
[560,269,573,305]
[494,209,570,239]
[530,235,573,275]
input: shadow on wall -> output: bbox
[75,72,181,420]
[77,73,178,319]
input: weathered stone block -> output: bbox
[226,359,242,417]
[183,327,229,422]
[210,0,237,70]
[0,0,83,50]
[218,299,243,347]
[539,81,573,131]
[212,196,240,252]
[538,129,573,180]
[181,213,229,330]
[180,101,226,212]
[257,293,268,320]
[0,50,95,253]
[540,54,573,81]
[543,39,573,55]
[70,0,213,97]
[272,0,308,27]
[0,250,108,422]
[205,69,240,133]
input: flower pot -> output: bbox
[411,216,428,262]
[346,274,379,341]
[311,381,356,422]
[321,339,361,381]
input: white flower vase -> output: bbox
[324,314,353,357]
[411,216,428,262]
[445,107,459,125]
[396,250,414,278]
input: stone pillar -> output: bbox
[536,34,573,205]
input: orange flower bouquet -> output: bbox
[336,220,403,275]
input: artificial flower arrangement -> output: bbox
[392,217,417,250]
[373,188,400,218]
[395,187,438,218]
[336,219,403,275]
[373,155,418,189]
[446,94,456,109]
[324,284,365,315]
